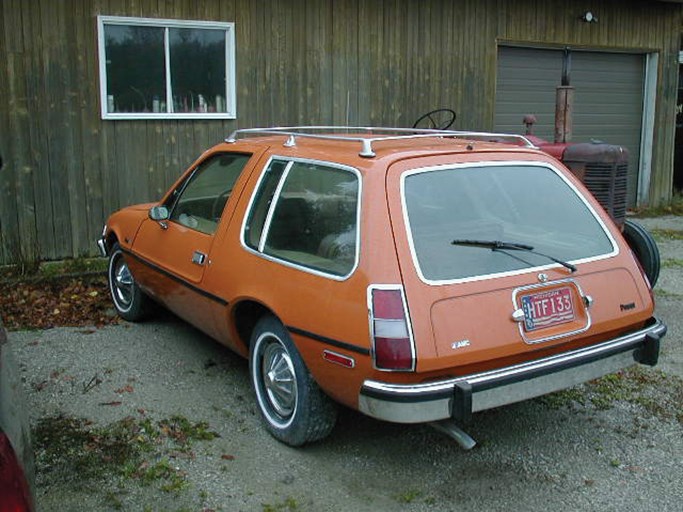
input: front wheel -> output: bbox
[107,242,150,321]
[249,315,337,446]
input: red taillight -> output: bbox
[0,432,33,512]
[370,287,415,371]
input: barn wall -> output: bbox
[0,0,680,263]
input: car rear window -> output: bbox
[402,163,615,282]
[244,158,360,277]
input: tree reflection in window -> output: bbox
[170,29,227,113]
[105,25,165,113]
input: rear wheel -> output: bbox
[249,315,337,446]
[107,242,150,321]
[623,219,660,287]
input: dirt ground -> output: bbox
[6,215,683,512]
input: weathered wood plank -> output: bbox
[9,0,42,263]
[60,0,90,257]
[0,6,22,263]
[76,0,107,248]
[17,0,57,259]
[40,0,74,258]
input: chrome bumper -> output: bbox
[358,318,666,424]
[97,237,108,257]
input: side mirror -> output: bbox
[149,205,170,221]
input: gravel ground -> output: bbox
[7,216,683,512]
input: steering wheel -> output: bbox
[211,188,232,219]
[412,108,456,130]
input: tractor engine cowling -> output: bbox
[549,142,629,228]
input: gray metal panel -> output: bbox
[495,46,645,206]
[495,47,563,141]
[572,52,644,205]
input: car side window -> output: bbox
[168,153,251,234]
[245,159,360,277]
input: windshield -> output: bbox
[402,163,615,282]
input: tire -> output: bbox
[249,315,337,446]
[623,219,660,287]
[107,242,150,321]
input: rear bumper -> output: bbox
[358,318,667,424]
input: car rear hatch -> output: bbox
[385,153,653,373]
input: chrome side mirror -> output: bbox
[149,205,169,221]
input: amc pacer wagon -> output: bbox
[99,127,666,447]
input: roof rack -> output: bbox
[225,126,537,158]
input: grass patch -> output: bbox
[539,367,683,425]
[630,192,683,217]
[662,258,683,269]
[538,386,587,409]
[33,414,219,494]
[262,497,299,511]
[654,288,682,299]
[395,489,424,504]
[651,229,683,242]
[0,257,108,283]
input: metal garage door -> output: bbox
[494,46,645,206]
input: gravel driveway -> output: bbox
[8,216,683,512]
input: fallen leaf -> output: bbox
[115,384,134,394]
[33,380,49,391]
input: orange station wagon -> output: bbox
[98,127,667,448]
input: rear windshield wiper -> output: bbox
[451,239,577,273]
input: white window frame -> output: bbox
[97,15,236,120]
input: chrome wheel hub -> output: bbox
[261,341,297,418]
[113,258,134,308]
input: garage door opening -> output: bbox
[495,46,646,207]
[674,60,683,194]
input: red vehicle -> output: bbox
[0,319,35,511]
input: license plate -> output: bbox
[520,287,575,332]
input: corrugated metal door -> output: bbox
[495,46,645,206]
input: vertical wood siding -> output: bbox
[0,0,681,263]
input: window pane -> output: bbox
[170,28,227,113]
[104,25,165,113]
[244,160,288,249]
[404,165,614,281]
[263,162,359,277]
[170,153,251,235]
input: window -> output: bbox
[244,159,360,278]
[97,16,236,120]
[168,153,250,235]
[403,163,615,282]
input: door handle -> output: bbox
[192,251,207,266]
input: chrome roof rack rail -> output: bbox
[225,126,537,158]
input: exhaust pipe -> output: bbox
[429,419,477,450]
[555,47,574,143]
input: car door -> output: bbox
[131,151,254,335]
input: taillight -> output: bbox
[369,286,415,371]
[0,432,33,512]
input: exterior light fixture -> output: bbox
[581,11,597,23]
